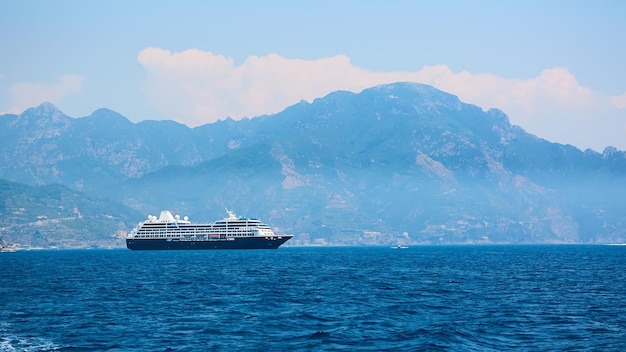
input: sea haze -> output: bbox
[1,245,625,351]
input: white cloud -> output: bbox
[137,48,373,125]
[138,48,626,151]
[8,75,84,114]
[610,91,626,109]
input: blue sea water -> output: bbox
[1,245,625,351]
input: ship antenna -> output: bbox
[225,207,236,219]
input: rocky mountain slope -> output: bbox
[0,178,140,248]
[1,83,625,247]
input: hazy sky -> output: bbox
[1,1,625,151]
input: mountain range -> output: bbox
[1,82,625,248]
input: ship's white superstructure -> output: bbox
[126,210,292,250]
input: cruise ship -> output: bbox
[126,210,293,250]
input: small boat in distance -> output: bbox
[126,210,293,250]
[391,244,409,249]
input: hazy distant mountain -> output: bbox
[1,83,625,247]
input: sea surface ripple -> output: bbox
[1,245,625,351]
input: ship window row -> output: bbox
[138,228,259,234]
[134,234,217,240]
[135,229,259,237]
[138,228,257,233]
[137,232,257,236]
[134,232,261,239]
[141,224,264,229]
[140,223,265,230]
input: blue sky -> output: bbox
[1,0,625,151]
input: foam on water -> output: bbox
[0,323,59,351]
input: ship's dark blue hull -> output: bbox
[126,236,292,250]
